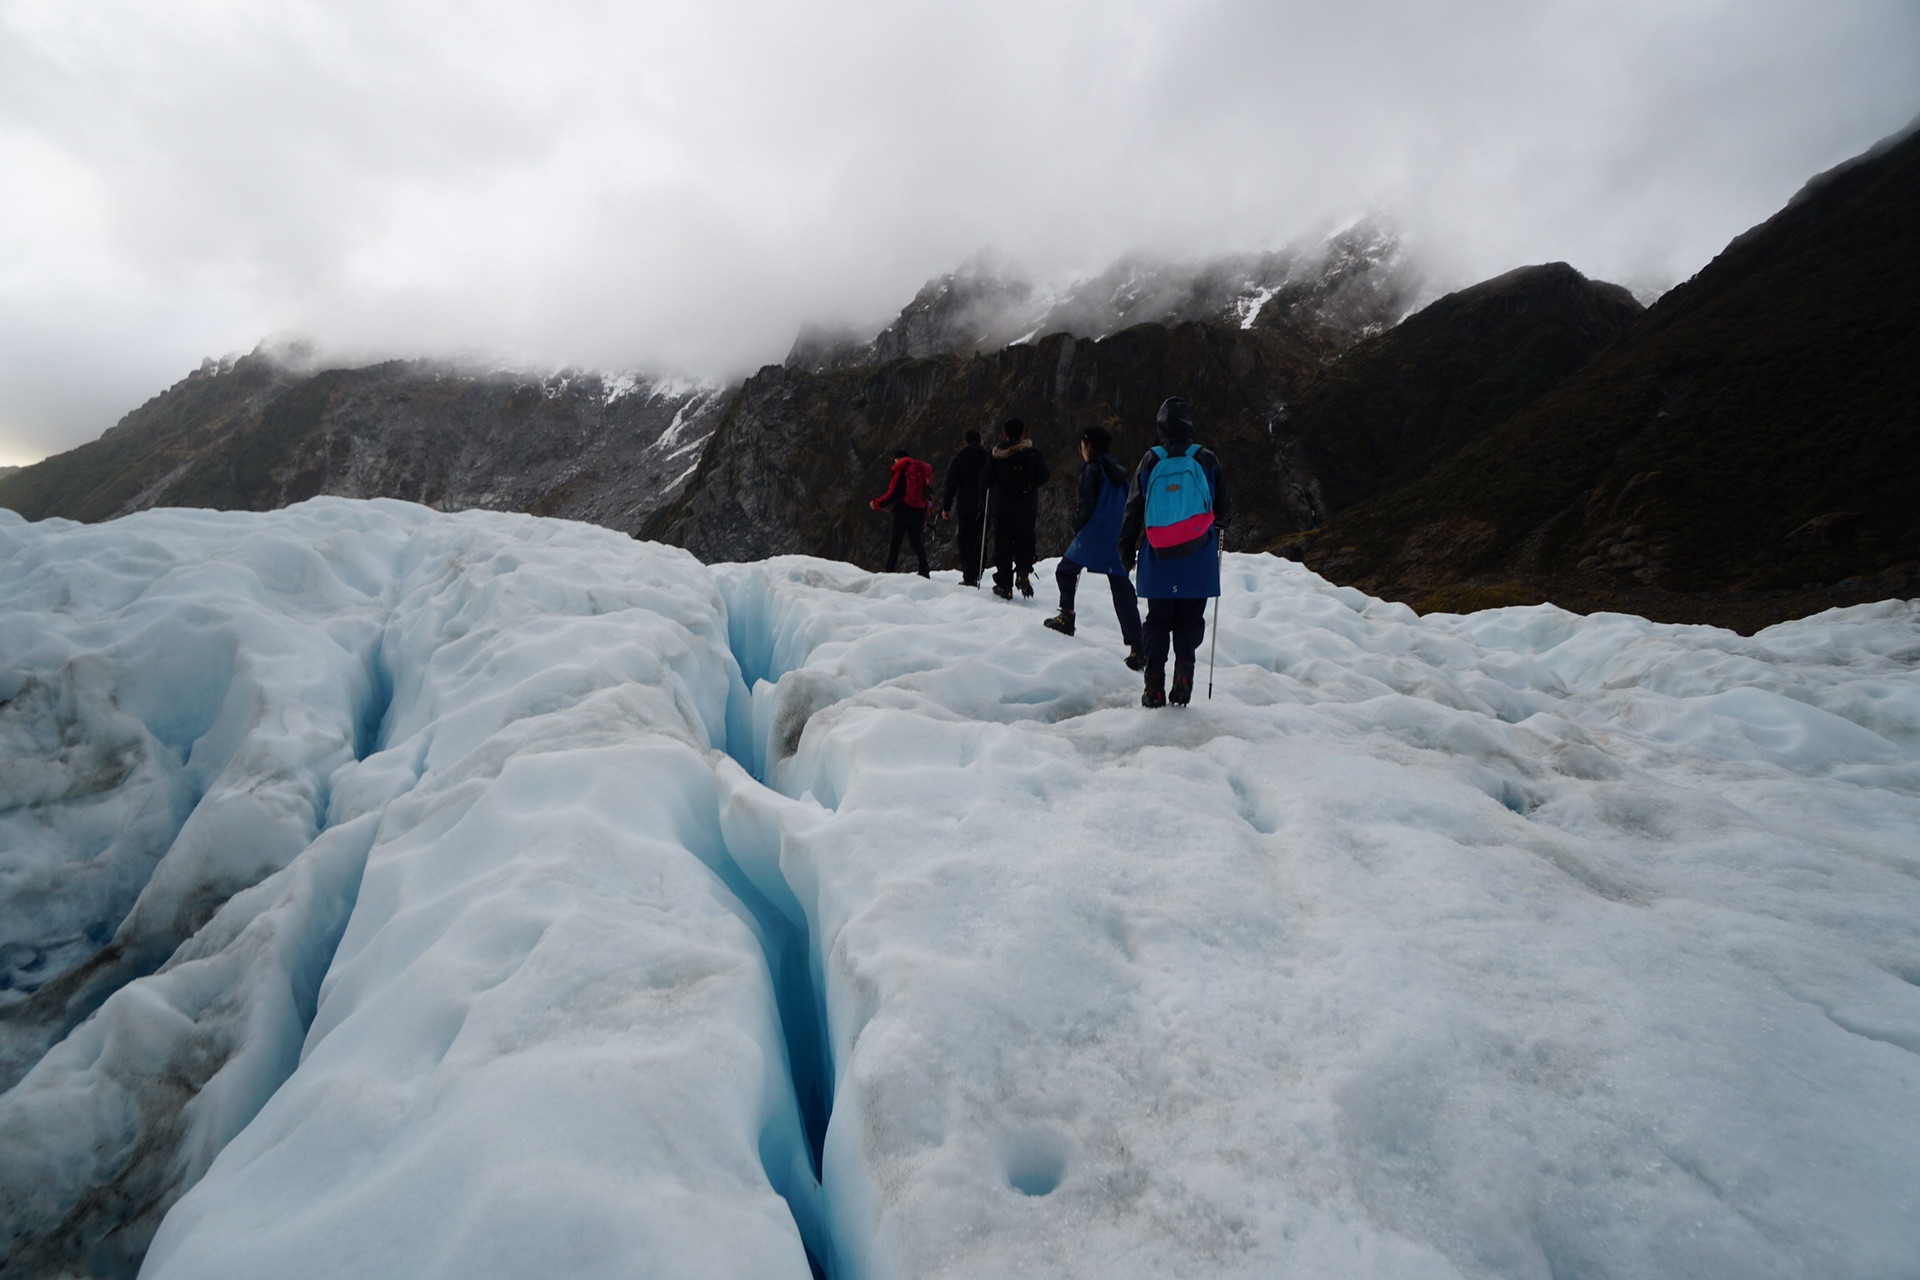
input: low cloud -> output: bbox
[2,0,1915,464]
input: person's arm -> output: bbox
[1118,452,1154,569]
[1206,450,1232,529]
[1071,462,1100,532]
[871,459,905,510]
[941,454,962,515]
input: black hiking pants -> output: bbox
[1057,558,1142,647]
[887,506,930,575]
[953,507,984,584]
[1142,597,1208,679]
[992,512,1036,589]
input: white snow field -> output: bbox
[1,499,1917,1280]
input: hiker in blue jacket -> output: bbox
[1044,425,1144,670]
[1118,396,1232,707]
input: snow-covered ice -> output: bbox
[1,500,1917,1279]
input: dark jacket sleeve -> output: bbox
[1071,461,1102,532]
[941,453,963,514]
[1118,450,1158,565]
[1204,448,1232,529]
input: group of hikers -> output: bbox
[869,395,1230,708]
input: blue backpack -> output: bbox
[1142,444,1214,558]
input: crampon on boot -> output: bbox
[1043,611,1075,636]
[1016,571,1034,598]
[1142,671,1168,708]
[1170,660,1195,707]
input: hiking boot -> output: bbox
[1142,672,1167,708]
[1016,571,1033,598]
[1170,660,1195,707]
[1124,645,1145,671]
[992,581,1014,600]
[1042,611,1075,636]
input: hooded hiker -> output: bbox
[870,448,934,576]
[938,428,990,587]
[1119,396,1232,707]
[981,418,1049,599]
[1043,425,1144,669]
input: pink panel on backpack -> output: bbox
[1145,511,1214,548]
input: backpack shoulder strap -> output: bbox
[1183,444,1200,459]
[1150,445,1168,461]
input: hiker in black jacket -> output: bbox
[981,418,1050,599]
[938,429,990,587]
[1043,425,1143,668]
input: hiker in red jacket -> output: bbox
[871,448,934,576]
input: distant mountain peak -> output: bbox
[785,223,1425,373]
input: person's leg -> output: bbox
[993,515,1015,593]
[1045,558,1080,633]
[956,511,982,584]
[886,509,907,572]
[1056,559,1081,613]
[1142,598,1174,676]
[1172,598,1207,666]
[906,508,930,575]
[1169,598,1207,705]
[1140,597,1173,705]
[1106,572,1142,648]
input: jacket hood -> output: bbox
[1155,396,1195,447]
[1093,454,1128,485]
[992,438,1033,459]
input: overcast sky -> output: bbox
[1,0,1915,466]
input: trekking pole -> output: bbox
[977,507,990,587]
[976,474,992,588]
[1207,537,1223,699]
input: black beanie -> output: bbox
[1081,426,1112,454]
[1001,418,1025,442]
[891,448,909,459]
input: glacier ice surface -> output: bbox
[0,499,1917,1280]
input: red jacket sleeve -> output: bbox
[871,458,908,510]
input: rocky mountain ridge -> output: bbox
[0,353,726,533]
[785,224,1423,373]
[1273,119,1920,628]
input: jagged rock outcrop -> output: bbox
[1274,121,1920,629]
[0,352,728,533]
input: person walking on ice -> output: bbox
[870,447,934,576]
[981,418,1049,599]
[1119,396,1231,707]
[1043,424,1144,670]
[938,428,990,587]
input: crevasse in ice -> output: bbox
[1,499,1916,1280]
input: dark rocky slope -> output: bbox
[659,258,1646,575]
[0,353,726,533]
[1274,123,1920,628]
[1270,263,1645,527]
[648,320,1330,568]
